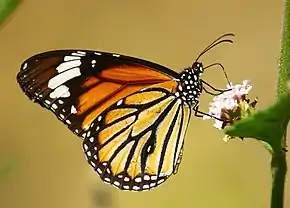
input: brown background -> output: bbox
[0,0,288,208]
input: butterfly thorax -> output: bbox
[175,62,203,106]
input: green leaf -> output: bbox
[0,0,20,26]
[224,91,290,154]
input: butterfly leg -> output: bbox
[192,102,206,118]
[202,86,223,96]
[202,80,231,96]
[193,102,224,121]
[194,108,211,118]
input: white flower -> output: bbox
[203,80,256,131]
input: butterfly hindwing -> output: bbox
[82,81,191,191]
[17,50,179,137]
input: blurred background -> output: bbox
[0,0,288,208]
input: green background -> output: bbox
[0,0,289,208]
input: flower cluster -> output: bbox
[203,80,257,142]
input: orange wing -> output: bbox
[17,50,179,137]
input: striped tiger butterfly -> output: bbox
[16,33,234,191]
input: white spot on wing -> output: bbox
[112,54,120,57]
[64,56,81,61]
[91,59,96,67]
[49,85,70,99]
[143,184,149,189]
[51,103,58,109]
[97,168,102,174]
[116,99,123,106]
[71,51,86,56]
[56,60,81,73]
[157,178,165,184]
[94,52,102,55]
[90,161,96,167]
[48,68,81,89]
[114,181,120,186]
[23,62,28,70]
[135,177,142,183]
[58,100,64,104]
[83,144,88,150]
[71,105,77,114]
[77,51,86,55]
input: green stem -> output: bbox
[272,0,290,207]
[277,1,290,96]
[271,149,287,208]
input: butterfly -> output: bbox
[16,33,234,191]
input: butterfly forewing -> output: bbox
[17,50,178,137]
[82,81,191,191]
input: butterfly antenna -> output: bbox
[204,63,231,86]
[195,33,235,62]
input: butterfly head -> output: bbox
[192,61,204,75]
